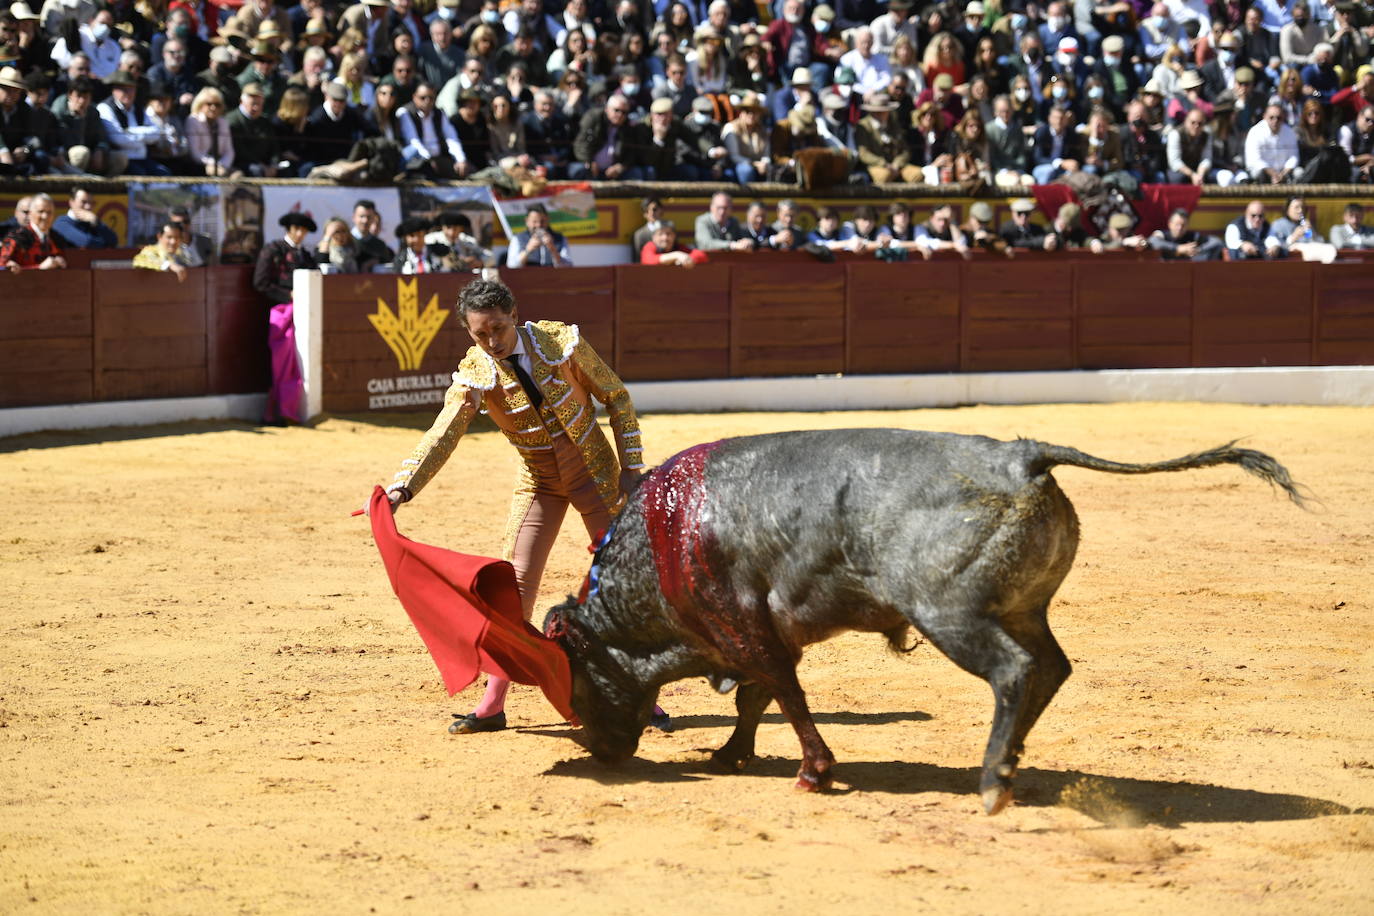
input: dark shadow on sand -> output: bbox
[540,751,1371,827]
[0,419,284,452]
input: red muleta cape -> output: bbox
[365,487,578,724]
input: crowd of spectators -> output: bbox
[626,190,1372,265]
[0,0,1370,185]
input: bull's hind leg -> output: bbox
[1002,610,1072,765]
[710,681,773,773]
[919,613,1041,815]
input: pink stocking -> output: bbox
[473,676,511,718]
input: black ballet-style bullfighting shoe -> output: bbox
[649,710,674,733]
[448,712,508,734]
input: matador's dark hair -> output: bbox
[457,279,516,322]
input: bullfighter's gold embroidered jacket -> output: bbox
[388,320,645,525]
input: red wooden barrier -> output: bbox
[845,262,960,374]
[0,270,93,408]
[1313,262,1374,365]
[503,267,616,358]
[93,268,209,400]
[962,260,1075,372]
[5,260,1373,417]
[1076,260,1194,369]
[731,262,846,376]
[1191,262,1315,367]
[207,266,271,395]
[615,264,731,381]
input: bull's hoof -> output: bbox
[708,748,753,773]
[981,784,1013,815]
[794,768,834,792]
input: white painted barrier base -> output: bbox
[624,366,1374,413]
[0,393,268,439]
[2,367,1369,439]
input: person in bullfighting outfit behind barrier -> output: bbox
[254,211,319,425]
[375,278,672,735]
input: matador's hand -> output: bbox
[618,468,643,498]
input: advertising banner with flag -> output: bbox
[494,183,598,238]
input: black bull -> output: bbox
[540,429,1305,814]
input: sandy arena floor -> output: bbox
[1,402,1372,915]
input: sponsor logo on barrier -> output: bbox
[366,374,451,409]
[369,277,450,371]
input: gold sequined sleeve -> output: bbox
[131,245,168,271]
[387,377,481,499]
[570,337,644,471]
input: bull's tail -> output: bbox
[1028,440,1309,508]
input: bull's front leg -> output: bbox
[710,681,772,773]
[768,674,836,791]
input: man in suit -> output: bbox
[1088,34,1138,116]
[999,197,1050,248]
[506,203,572,268]
[304,82,365,168]
[169,205,214,265]
[1009,32,1053,104]
[1223,199,1271,259]
[350,198,394,272]
[694,191,754,252]
[521,89,573,178]
[227,82,280,176]
[391,217,449,273]
[375,278,670,734]
[1199,31,1240,101]
[569,97,646,180]
[418,17,463,88]
[1030,104,1084,183]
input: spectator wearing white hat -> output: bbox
[769,66,815,123]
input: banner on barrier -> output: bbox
[494,182,597,237]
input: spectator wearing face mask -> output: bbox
[1089,35,1139,115]
[1138,3,1190,69]
[1031,104,1085,183]
[1278,0,1328,67]
[51,9,121,81]
[1196,31,1236,100]
[1009,33,1052,106]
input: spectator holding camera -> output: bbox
[507,203,571,268]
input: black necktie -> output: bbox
[504,356,543,409]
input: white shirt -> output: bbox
[838,48,892,96]
[52,23,122,78]
[1244,119,1299,175]
[399,106,466,164]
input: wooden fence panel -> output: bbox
[93,269,208,401]
[615,264,731,380]
[845,262,961,374]
[1076,260,1194,369]
[731,262,846,376]
[1313,262,1374,365]
[961,260,1074,371]
[1191,262,1314,367]
[206,266,270,394]
[0,270,93,408]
